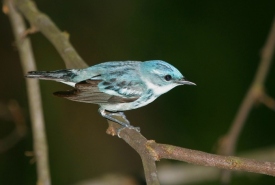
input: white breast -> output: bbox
[145,81,178,96]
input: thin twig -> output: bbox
[260,92,275,111]
[4,0,51,184]
[0,100,27,153]
[218,17,275,183]
[13,0,88,69]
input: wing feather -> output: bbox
[53,80,140,104]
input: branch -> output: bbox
[0,100,27,153]
[157,146,275,184]
[107,117,275,185]
[218,17,275,183]
[4,1,51,184]
[73,146,275,185]
[260,92,275,111]
[106,119,160,185]
[220,17,275,155]
[118,126,275,175]
[13,0,88,69]
[10,0,275,184]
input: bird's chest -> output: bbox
[101,89,157,112]
[130,89,158,109]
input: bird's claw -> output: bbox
[99,108,140,137]
[107,112,130,124]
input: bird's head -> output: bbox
[141,60,195,95]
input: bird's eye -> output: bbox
[164,75,172,81]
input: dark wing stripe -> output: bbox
[53,80,139,104]
[53,89,78,97]
[108,96,138,103]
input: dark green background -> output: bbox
[1,1,275,184]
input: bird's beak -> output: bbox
[177,78,196,86]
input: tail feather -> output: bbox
[26,69,77,82]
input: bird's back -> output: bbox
[82,61,142,81]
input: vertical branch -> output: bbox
[255,17,275,85]
[107,120,160,185]
[0,101,27,153]
[220,16,275,156]
[5,0,51,185]
[219,17,275,183]
[141,156,159,185]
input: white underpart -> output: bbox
[101,82,179,112]
[61,81,76,87]
[145,81,179,96]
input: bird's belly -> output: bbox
[101,103,136,112]
[101,94,158,112]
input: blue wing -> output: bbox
[81,61,146,98]
[54,61,146,104]
[53,80,140,104]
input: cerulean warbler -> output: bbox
[26,60,195,132]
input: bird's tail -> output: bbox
[26,69,77,82]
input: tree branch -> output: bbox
[4,0,51,184]
[108,115,275,184]
[10,0,275,184]
[0,100,27,153]
[260,92,275,111]
[218,17,275,183]
[13,0,88,69]
[117,126,275,176]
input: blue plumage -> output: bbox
[26,60,195,131]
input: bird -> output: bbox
[26,60,195,133]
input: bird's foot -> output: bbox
[99,108,140,137]
[106,112,130,125]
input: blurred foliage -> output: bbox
[0,1,275,185]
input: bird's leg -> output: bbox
[106,112,130,125]
[99,109,130,127]
[98,108,140,137]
